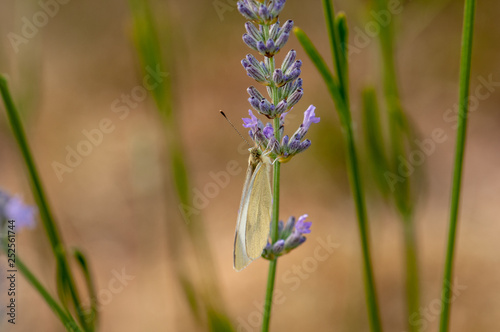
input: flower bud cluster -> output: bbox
[262,214,312,260]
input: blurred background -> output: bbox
[0,0,499,331]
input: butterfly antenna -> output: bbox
[220,111,252,147]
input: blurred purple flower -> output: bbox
[294,214,312,235]
[0,190,37,231]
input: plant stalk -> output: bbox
[0,76,88,330]
[261,96,282,332]
[439,0,476,330]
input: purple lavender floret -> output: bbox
[0,190,37,236]
[294,214,312,234]
[266,106,319,162]
[262,214,313,260]
[242,109,260,130]
[242,110,274,148]
[294,105,321,139]
[263,123,274,139]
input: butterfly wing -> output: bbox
[244,159,272,260]
[234,157,256,271]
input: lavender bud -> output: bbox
[257,40,267,55]
[265,39,276,55]
[245,22,261,41]
[247,66,267,84]
[297,139,312,153]
[281,20,294,34]
[242,33,258,51]
[246,54,261,69]
[275,100,288,115]
[273,69,285,87]
[286,60,302,75]
[274,32,289,52]
[287,88,303,109]
[288,134,302,153]
[282,216,296,239]
[241,58,250,69]
[295,77,303,90]
[260,99,275,115]
[281,81,294,98]
[285,68,301,83]
[259,4,271,22]
[269,22,280,40]
[281,50,297,73]
[282,135,289,147]
[237,2,257,21]
[270,0,286,16]
[249,96,261,111]
[247,86,264,100]
[272,240,285,255]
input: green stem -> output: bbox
[261,86,282,332]
[322,0,348,103]
[403,216,420,332]
[294,11,383,331]
[16,257,83,332]
[342,112,383,332]
[373,0,419,329]
[439,0,476,331]
[324,2,382,329]
[0,76,88,330]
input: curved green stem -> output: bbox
[0,76,89,330]
[16,256,83,331]
[439,0,476,330]
[295,2,383,328]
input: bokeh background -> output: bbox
[0,0,499,331]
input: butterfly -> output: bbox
[233,146,272,271]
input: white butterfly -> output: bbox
[233,147,272,271]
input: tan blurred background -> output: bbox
[0,0,499,331]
